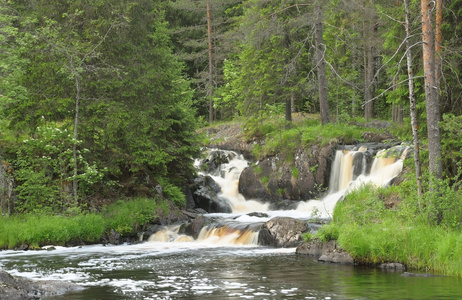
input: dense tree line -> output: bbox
[1,0,462,214]
[0,0,199,213]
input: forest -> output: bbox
[0,0,462,262]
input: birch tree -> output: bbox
[404,0,422,196]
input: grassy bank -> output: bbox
[316,183,462,277]
[0,197,164,249]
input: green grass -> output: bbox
[245,115,370,160]
[0,197,163,249]
[321,184,462,277]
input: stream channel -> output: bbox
[1,147,461,299]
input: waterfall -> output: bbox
[148,145,409,245]
[196,145,408,217]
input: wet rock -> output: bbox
[238,145,336,203]
[16,244,29,251]
[246,212,269,218]
[258,217,308,248]
[184,215,211,240]
[401,272,444,277]
[107,229,121,245]
[199,149,236,175]
[296,239,354,265]
[362,131,395,143]
[379,263,406,271]
[0,270,83,300]
[191,175,232,213]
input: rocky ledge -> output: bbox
[296,239,354,264]
[0,270,83,300]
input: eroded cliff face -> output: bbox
[238,144,337,204]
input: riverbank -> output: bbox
[310,184,462,277]
[0,197,187,250]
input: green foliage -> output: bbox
[246,116,366,160]
[440,114,462,179]
[330,181,462,277]
[0,213,105,249]
[0,0,200,213]
[12,124,105,213]
[291,167,299,179]
[0,197,162,249]
[102,198,158,235]
[315,223,340,242]
[301,232,313,242]
[156,178,186,207]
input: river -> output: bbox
[1,146,461,299]
[0,243,460,299]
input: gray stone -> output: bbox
[259,217,308,248]
[296,239,354,265]
[0,270,83,300]
[379,263,406,271]
[191,175,232,213]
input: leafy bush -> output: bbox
[12,124,105,213]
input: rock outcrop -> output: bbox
[296,239,354,264]
[239,145,336,203]
[0,270,83,300]
[190,175,232,213]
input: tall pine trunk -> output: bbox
[207,0,214,124]
[421,0,443,183]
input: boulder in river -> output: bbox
[0,270,83,299]
[258,217,308,248]
[191,175,232,213]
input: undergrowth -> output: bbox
[244,115,371,160]
[0,197,165,249]
[317,183,462,277]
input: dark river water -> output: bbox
[0,242,460,299]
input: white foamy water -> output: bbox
[198,146,408,220]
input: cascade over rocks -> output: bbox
[190,175,232,213]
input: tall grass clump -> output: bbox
[330,183,462,277]
[0,213,105,249]
[102,197,159,235]
[0,197,161,249]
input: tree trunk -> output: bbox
[435,0,442,111]
[207,0,214,124]
[73,74,80,206]
[421,0,443,182]
[315,5,329,124]
[405,0,422,197]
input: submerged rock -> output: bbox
[379,262,406,271]
[0,270,83,299]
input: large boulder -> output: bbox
[239,145,336,203]
[258,217,309,248]
[191,175,232,213]
[0,270,83,299]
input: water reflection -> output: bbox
[1,244,459,299]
